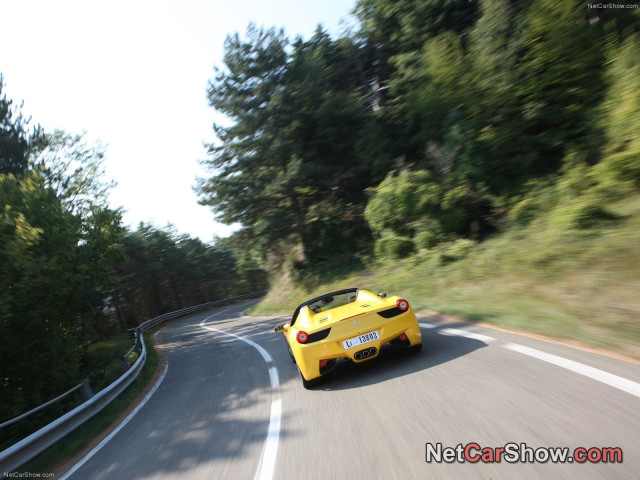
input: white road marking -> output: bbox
[203,323,273,364]
[440,327,496,343]
[200,313,281,480]
[420,322,496,343]
[61,361,169,480]
[504,343,640,398]
[255,398,281,480]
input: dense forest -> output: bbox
[2,0,639,447]
[0,82,267,440]
[197,0,639,275]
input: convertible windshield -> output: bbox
[308,291,356,314]
[291,288,359,325]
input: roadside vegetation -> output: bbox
[0,81,267,448]
[252,192,640,361]
[209,1,639,360]
[18,332,159,474]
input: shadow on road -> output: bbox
[321,317,490,391]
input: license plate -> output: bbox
[343,330,380,349]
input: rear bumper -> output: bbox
[294,313,422,381]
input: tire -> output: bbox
[408,342,422,354]
[288,346,295,363]
[298,366,322,389]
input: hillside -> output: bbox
[251,193,640,361]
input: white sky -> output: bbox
[0,0,358,242]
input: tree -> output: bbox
[198,25,383,265]
[0,75,38,176]
[0,131,125,438]
[0,171,85,424]
[354,0,479,87]
[197,25,293,241]
[113,224,251,327]
[595,32,640,189]
[32,130,115,214]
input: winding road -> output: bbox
[61,300,640,479]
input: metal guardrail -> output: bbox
[0,291,265,474]
[0,383,87,430]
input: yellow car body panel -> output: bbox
[275,288,422,387]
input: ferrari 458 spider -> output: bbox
[274,288,422,388]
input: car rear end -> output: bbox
[292,292,422,382]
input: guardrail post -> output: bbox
[81,381,94,400]
[121,356,130,371]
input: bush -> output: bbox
[509,196,542,227]
[374,236,415,259]
[549,196,619,230]
[364,170,442,238]
[569,202,618,230]
[414,231,439,249]
[441,239,476,263]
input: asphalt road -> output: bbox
[63,300,640,479]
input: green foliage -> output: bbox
[32,130,116,214]
[414,230,438,249]
[0,125,130,444]
[194,0,640,285]
[0,81,264,451]
[440,238,477,263]
[198,25,388,269]
[80,334,130,373]
[354,0,479,83]
[0,170,86,441]
[506,154,621,232]
[114,224,262,326]
[0,74,38,176]
[547,195,619,231]
[365,170,442,238]
[198,0,637,282]
[374,236,415,259]
[596,33,640,189]
[360,0,635,246]
[256,192,640,361]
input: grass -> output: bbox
[17,331,160,475]
[81,333,138,393]
[250,194,640,361]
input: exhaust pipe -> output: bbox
[354,347,378,361]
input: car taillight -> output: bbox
[399,333,408,341]
[296,331,309,343]
[319,359,328,368]
[397,298,409,311]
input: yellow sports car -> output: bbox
[274,288,422,388]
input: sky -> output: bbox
[0,0,359,242]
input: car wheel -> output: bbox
[288,346,295,363]
[298,366,322,389]
[408,342,422,354]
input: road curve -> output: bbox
[62,300,640,479]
